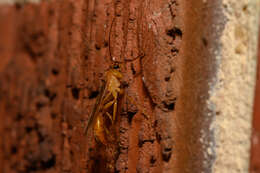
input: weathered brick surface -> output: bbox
[0,1,220,173]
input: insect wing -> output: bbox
[84,81,106,136]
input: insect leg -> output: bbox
[111,91,118,123]
[104,100,114,110]
[113,100,117,123]
[102,92,112,105]
[105,112,113,122]
[125,52,145,62]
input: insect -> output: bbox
[84,64,124,144]
[84,16,147,145]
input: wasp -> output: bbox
[83,15,147,145]
[84,57,147,145]
[84,64,124,144]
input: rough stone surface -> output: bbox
[208,0,259,173]
[0,1,184,172]
[1,0,257,173]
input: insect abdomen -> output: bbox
[94,115,107,144]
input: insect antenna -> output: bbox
[108,16,117,64]
[108,14,145,69]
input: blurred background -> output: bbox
[0,0,259,173]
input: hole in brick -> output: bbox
[154,120,158,128]
[122,81,129,88]
[71,87,80,100]
[171,48,179,53]
[70,150,74,156]
[131,63,136,75]
[127,111,137,123]
[156,132,161,142]
[11,146,18,154]
[138,139,155,147]
[150,156,156,164]
[202,37,208,47]
[95,44,101,50]
[165,76,170,82]
[138,140,143,147]
[36,102,45,110]
[163,101,175,111]
[44,89,50,97]
[41,155,56,170]
[104,41,108,47]
[166,27,182,39]
[16,113,23,121]
[51,113,57,119]
[37,131,45,143]
[68,124,73,130]
[89,91,99,99]
[50,93,57,101]
[44,89,56,101]
[162,148,172,162]
[25,126,33,133]
[49,9,55,16]
[164,147,172,152]
[170,67,175,73]
[51,68,59,75]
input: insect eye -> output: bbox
[113,64,120,69]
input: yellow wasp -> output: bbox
[84,63,124,144]
[83,16,146,144]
